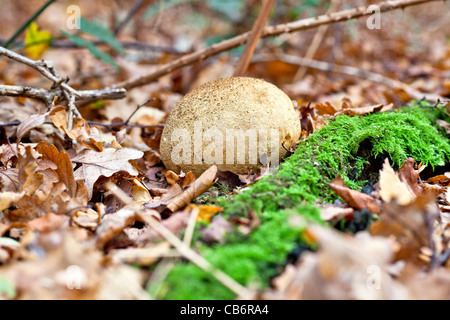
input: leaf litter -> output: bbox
[0,0,449,301]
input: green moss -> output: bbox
[160,105,450,300]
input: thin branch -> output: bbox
[114,0,442,90]
[114,0,146,36]
[0,84,59,106]
[0,45,127,111]
[124,98,155,125]
[0,84,126,106]
[233,0,276,77]
[293,0,341,81]
[254,53,446,102]
[3,0,56,48]
[1,38,185,54]
[0,120,164,129]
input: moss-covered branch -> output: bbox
[160,104,450,300]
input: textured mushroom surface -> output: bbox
[160,77,301,176]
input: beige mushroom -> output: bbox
[160,77,301,176]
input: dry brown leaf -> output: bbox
[16,111,49,142]
[70,118,103,152]
[72,147,144,199]
[136,210,190,244]
[167,165,217,212]
[0,168,19,192]
[370,192,439,262]
[427,175,449,183]
[180,171,195,188]
[7,143,88,221]
[165,170,179,186]
[95,207,136,248]
[336,103,385,116]
[329,175,381,213]
[28,212,68,232]
[436,119,450,135]
[131,179,152,205]
[266,226,398,300]
[399,157,423,196]
[72,208,101,231]
[201,215,232,244]
[50,106,103,151]
[0,191,25,211]
[314,102,338,115]
[320,205,354,221]
[379,158,415,205]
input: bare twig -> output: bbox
[183,206,199,247]
[293,0,341,81]
[0,84,59,106]
[255,53,446,102]
[115,0,442,90]
[114,0,147,36]
[0,120,164,130]
[0,46,127,109]
[0,84,126,107]
[233,0,276,77]
[104,182,253,299]
[2,38,185,53]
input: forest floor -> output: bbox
[0,0,449,300]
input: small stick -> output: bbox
[104,182,253,299]
[0,47,127,108]
[233,0,276,77]
[114,0,146,36]
[183,206,199,247]
[293,0,341,81]
[124,98,155,125]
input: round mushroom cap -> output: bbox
[160,77,301,176]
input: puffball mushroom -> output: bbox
[160,77,301,176]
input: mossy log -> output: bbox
[161,104,450,300]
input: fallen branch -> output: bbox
[115,0,442,90]
[0,120,164,130]
[0,84,126,106]
[233,0,275,77]
[0,45,127,129]
[254,53,446,102]
[293,0,341,81]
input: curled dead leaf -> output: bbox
[329,175,381,214]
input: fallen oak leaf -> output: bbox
[329,175,381,214]
[167,165,218,212]
[72,148,144,199]
[16,111,50,142]
[336,103,393,116]
[50,106,103,151]
[36,142,86,199]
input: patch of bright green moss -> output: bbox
[161,105,450,300]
